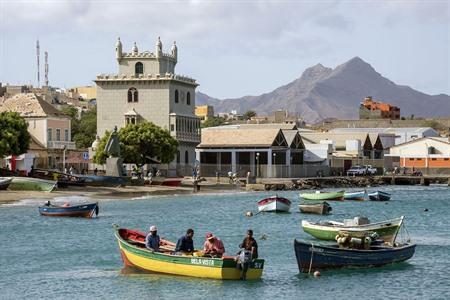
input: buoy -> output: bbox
[424,208,429,212]
[314,271,321,277]
[245,211,253,217]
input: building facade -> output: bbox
[195,105,214,121]
[95,37,200,175]
[359,96,400,120]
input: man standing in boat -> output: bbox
[203,232,225,258]
[145,226,160,252]
[239,229,258,259]
[175,228,195,254]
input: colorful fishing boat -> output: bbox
[299,190,345,201]
[368,190,391,201]
[301,216,404,243]
[161,178,183,187]
[0,177,12,190]
[39,202,99,218]
[113,225,265,280]
[8,177,57,192]
[344,190,365,201]
[257,195,291,212]
[299,202,332,215]
[294,239,416,272]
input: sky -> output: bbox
[0,0,449,99]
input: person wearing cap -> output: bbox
[145,225,160,252]
[175,228,195,254]
[203,232,225,258]
[239,229,258,259]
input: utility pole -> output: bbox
[36,40,40,87]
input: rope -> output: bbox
[308,243,314,275]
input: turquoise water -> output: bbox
[1,186,449,299]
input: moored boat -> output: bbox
[301,216,404,243]
[257,195,291,212]
[299,190,345,201]
[114,226,265,280]
[81,175,127,187]
[39,201,99,218]
[0,177,12,190]
[161,178,183,187]
[294,239,416,272]
[299,202,332,215]
[368,190,391,201]
[344,190,365,201]
[8,177,57,192]
[150,176,165,185]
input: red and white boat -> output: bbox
[257,196,291,212]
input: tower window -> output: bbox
[128,88,138,103]
[176,151,180,163]
[175,89,179,103]
[135,62,143,75]
[187,92,191,105]
[185,150,189,164]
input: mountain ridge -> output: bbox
[195,57,450,123]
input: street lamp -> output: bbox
[256,152,260,179]
[273,153,276,164]
[273,152,277,178]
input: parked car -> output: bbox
[347,165,377,176]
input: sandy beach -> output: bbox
[0,180,242,205]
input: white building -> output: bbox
[95,37,201,175]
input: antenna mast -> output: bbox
[45,51,49,87]
[36,39,40,88]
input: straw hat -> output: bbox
[205,232,215,240]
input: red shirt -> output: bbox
[203,238,225,255]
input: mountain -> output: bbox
[195,57,450,123]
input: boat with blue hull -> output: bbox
[368,191,391,201]
[344,190,365,201]
[81,175,127,187]
[39,202,99,218]
[294,239,416,272]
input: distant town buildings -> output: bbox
[359,96,400,120]
[195,105,214,121]
[95,37,200,175]
[68,86,97,100]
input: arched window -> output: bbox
[135,62,143,75]
[127,88,138,103]
[175,89,179,103]
[176,151,180,163]
[185,150,189,164]
[186,92,191,105]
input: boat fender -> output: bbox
[314,271,321,277]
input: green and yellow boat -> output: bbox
[114,225,265,280]
[299,190,345,201]
[301,216,404,243]
[8,177,57,192]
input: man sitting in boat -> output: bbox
[203,232,225,258]
[145,226,160,252]
[175,228,195,255]
[239,229,258,259]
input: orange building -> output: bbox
[359,96,400,120]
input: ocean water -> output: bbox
[1,186,449,299]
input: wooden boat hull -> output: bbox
[81,175,127,187]
[299,191,345,201]
[299,202,331,215]
[301,216,404,243]
[344,191,365,201]
[150,176,165,185]
[8,177,56,192]
[161,178,183,187]
[368,191,391,201]
[0,178,12,190]
[114,227,265,280]
[257,196,291,212]
[294,239,416,272]
[39,202,99,218]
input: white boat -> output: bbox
[344,190,366,201]
[257,196,291,212]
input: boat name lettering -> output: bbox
[309,247,324,253]
[190,258,214,266]
[253,262,262,269]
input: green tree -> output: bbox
[0,112,31,157]
[93,122,178,165]
[60,106,97,149]
[202,116,226,128]
[243,110,257,120]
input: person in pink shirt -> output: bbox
[203,232,225,258]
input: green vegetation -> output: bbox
[202,116,226,128]
[93,122,178,165]
[0,112,31,157]
[243,110,257,120]
[61,106,97,149]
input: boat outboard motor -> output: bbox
[95,205,99,217]
[237,250,252,280]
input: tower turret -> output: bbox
[155,37,162,58]
[115,37,122,61]
[171,41,178,62]
[131,42,138,55]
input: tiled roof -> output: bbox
[0,93,67,118]
[300,132,369,148]
[199,128,283,148]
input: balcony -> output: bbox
[173,131,201,143]
[47,141,77,150]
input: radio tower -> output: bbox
[44,51,49,87]
[36,39,40,88]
